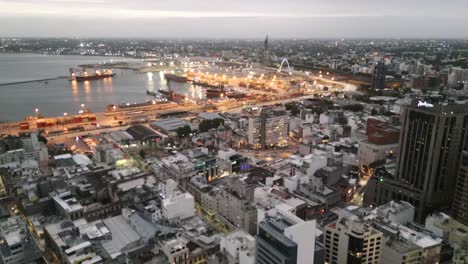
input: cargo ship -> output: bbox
[226,92,246,99]
[163,73,188,82]
[206,89,246,99]
[205,89,224,98]
[69,68,115,82]
[107,101,158,112]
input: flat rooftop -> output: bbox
[151,118,196,132]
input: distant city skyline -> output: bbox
[1,0,468,38]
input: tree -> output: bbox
[371,108,379,116]
[176,125,192,138]
[38,135,48,144]
[343,104,364,112]
[285,102,301,117]
[336,113,348,125]
[199,118,224,132]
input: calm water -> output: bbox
[0,53,201,121]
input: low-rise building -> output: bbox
[0,217,42,264]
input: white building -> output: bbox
[52,191,84,220]
[375,200,415,225]
[161,192,195,222]
[358,141,398,166]
[247,107,289,149]
[0,133,48,166]
[158,179,179,199]
[219,230,256,264]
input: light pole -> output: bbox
[63,113,68,130]
[79,104,85,114]
[35,108,39,119]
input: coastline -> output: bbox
[0,76,68,86]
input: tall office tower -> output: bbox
[453,151,468,226]
[324,209,383,264]
[248,107,289,149]
[263,34,269,65]
[256,210,318,264]
[372,100,468,222]
[372,59,386,90]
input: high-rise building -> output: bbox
[247,107,289,149]
[323,209,383,264]
[371,100,468,222]
[452,151,468,226]
[263,34,269,65]
[372,59,386,90]
[256,209,318,264]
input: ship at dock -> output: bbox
[206,88,246,99]
[163,73,188,82]
[69,68,115,82]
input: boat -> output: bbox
[163,73,188,82]
[226,92,246,99]
[107,101,156,111]
[206,89,224,98]
[158,89,170,95]
[70,68,115,82]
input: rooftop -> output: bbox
[151,118,196,132]
[125,124,159,141]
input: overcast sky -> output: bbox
[1,0,467,38]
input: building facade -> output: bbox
[372,59,386,90]
[373,101,468,222]
[256,211,317,264]
[248,107,289,149]
[452,151,468,226]
[324,214,383,264]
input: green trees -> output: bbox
[176,125,192,138]
[342,104,364,112]
[285,102,301,116]
[198,118,224,133]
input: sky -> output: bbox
[1,0,468,38]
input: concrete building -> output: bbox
[161,192,195,222]
[358,140,398,166]
[343,202,443,264]
[160,237,190,263]
[324,209,383,264]
[425,212,468,257]
[44,218,109,264]
[372,59,386,90]
[373,100,468,222]
[219,230,256,264]
[149,153,196,187]
[380,236,423,264]
[0,133,48,166]
[200,176,258,235]
[453,151,468,226]
[375,200,415,225]
[256,209,318,264]
[247,107,289,149]
[52,191,84,220]
[0,217,42,264]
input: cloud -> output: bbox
[0,0,467,37]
